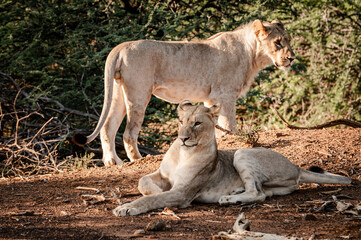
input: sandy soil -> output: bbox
[0,128,360,239]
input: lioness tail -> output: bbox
[72,50,121,146]
[299,166,351,185]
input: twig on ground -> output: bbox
[75,186,101,194]
[160,207,181,220]
[81,194,106,205]
[109,187,122,204]
[11,211,35,217]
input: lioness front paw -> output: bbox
[113,203,140,216]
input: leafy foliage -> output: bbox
[238,0,361,128]
[1,0,360,156]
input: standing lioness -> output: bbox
[73,19,295,165]
[113,101,351,216]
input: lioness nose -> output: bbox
[179,137,189,143]
[287,56,295,63]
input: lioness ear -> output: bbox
[208,104,221,122]
[271,19,284,30]
[177,100,193,116]
[252,19,268,40]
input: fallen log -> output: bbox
[273,108,361,129]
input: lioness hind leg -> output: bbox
[138,169,171,196]
[100,83,126,166]
[219,177,266,205]
[231,187,245,195]
[123,88,151,161]
[263,185,298,198]
[219,154,265,205]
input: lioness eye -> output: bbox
[275,40,282,48]
[194,122,201,127]
[179,120,183,125]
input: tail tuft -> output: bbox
[72,133,88,146]
[308,166,325,173]
[300,166,351,185]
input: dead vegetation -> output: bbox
[0,73,71,177]
[0,72,161,177]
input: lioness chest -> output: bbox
[161,147,242,203]
[195,152,243,203]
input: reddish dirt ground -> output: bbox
[0,128,360,239]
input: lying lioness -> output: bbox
[113,101,351,216]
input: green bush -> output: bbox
[239,0,361,128]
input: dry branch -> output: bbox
[109,187,122,204]
[273,108,361,129]
[0,73,69,177]
[213,213,301,240]
[75,186,101,193]
[160,207,181,220]
[0,72,163,177]
[216,122,260,146]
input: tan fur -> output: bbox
[81,20,296,165]
[113,102,351,216]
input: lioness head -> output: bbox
[177,101,220,148]
[253,19,295,71]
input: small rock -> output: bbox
[133,229,145,236]
[145,220,166,231]
[303,213,317,221]
[276,133,284,137]
[336,201,353,212]
[60,211,70,216]
[11,211,35,216]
